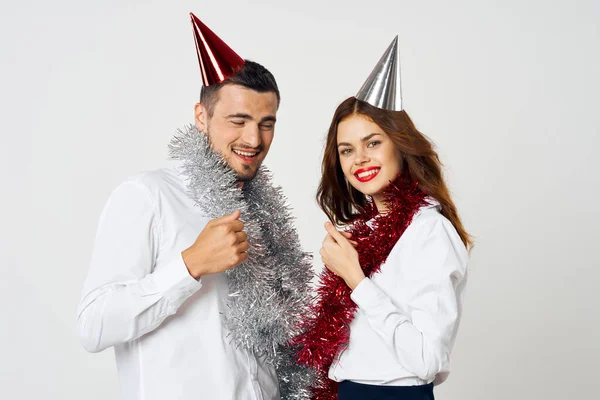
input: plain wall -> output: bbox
[1,0,599,398]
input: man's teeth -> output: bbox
[233,150,258,157]
[357,169,379,178]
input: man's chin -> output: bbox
[233,165,259,182]
[236,175,255,183]
[224,154,263,182]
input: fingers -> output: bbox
[213,210,241,225]
[340,231,358,247]
[230,251,248,269]
[322,233,335,248]
[322,232,354,251]
[235,231,248,243]
[324,222,349,246]
[227,209,241,221]
[236,240,250,253]
[319,247,328,266]
[228,220,245,232]
[217,220,245,240]
[340,231,353,239]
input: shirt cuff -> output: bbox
[350,278,385,310]
[152,253,202,308]
[351,278,410,324]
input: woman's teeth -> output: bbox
[356,169,379,178]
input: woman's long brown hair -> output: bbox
[317,97,473,249]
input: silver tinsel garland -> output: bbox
[168,125,315,399]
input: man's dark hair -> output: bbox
[200,60,280,118]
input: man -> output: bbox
[77,14,313,400]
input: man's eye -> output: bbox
[260,124,274,130]
[231,120,245,126]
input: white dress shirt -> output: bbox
[329,200,468,387]
[77,164,280,400]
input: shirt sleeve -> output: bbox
[76,179,202,353]
[350,211,468,382]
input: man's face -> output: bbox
[195,84,278,181]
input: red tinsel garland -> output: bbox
[292,175,428,400]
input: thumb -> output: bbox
[216,210,241,224]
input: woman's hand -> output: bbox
[320,222,366,290]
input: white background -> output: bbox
[1,0,599,398]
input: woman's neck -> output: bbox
[372,194,388,215]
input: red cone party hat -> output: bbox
[190,12,245,86]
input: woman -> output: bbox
[294,37,472,400]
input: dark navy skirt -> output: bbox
[338,380,434,400]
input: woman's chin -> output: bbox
[352,185,385,198]
[350,179,390,197]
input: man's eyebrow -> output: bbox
[337,133,381,147]
[260,116,277,123]
[225,113,252,120]
[224,114,277,123]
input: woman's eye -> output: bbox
[367,141,381,148]
[340,148,352,156]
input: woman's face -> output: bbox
[336,114,402,200]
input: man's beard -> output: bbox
[203,128,261,182]
[235,164,258,182]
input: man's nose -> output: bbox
[241,124,261,148]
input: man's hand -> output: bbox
[182,210,249,279]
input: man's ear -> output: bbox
[194,103,208,132]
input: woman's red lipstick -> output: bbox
[354,167,380,182]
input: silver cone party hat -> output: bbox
[356,36,403,111]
